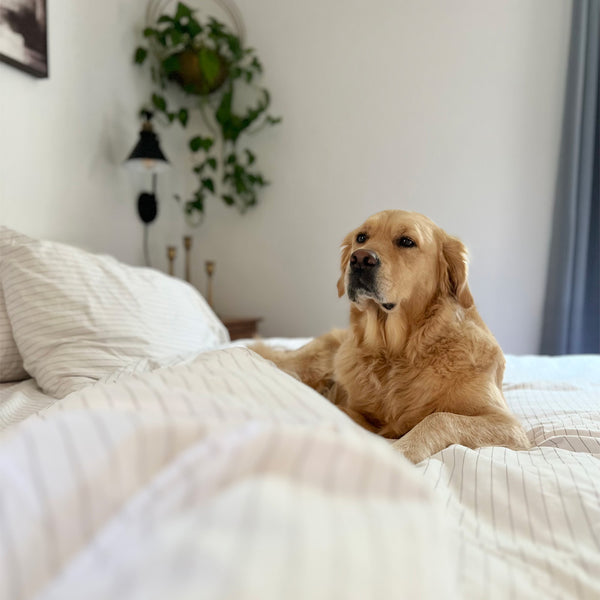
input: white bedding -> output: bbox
[0,379,57,431]
[0,346,599,600]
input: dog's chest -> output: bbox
[333,345,435,436]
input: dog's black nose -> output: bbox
[351,249,379,268]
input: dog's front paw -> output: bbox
[391,438,429,464]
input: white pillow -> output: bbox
[0,290,28,382]
[0,228,28,382]
[0,227,229,398]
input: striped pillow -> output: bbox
[0,228,28,382]
[0,227,229,398]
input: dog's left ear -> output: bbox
[440,235,474,308]
[337,235,353,297]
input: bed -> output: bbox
[1,226,599,600]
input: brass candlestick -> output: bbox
[205,260,215,308]
[183,236,192,283]
[167,246,177,276]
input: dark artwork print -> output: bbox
[0,0,47,77]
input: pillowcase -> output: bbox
[0,290,28,382]
[0,228,28,382]
[0,227,229,398]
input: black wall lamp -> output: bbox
[125,110,170,264]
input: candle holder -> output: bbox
[167,246,177,276]
[205,260,215,308]
[183,236,192,283]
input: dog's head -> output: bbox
[337,210,473,313]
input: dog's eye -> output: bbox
[356,233,367,243]
[396,236,416,248]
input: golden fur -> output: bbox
[252,210,530,463]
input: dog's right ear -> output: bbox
[336,234,353,297]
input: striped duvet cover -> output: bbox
[0,346,598,600]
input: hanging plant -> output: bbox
[133,1,281,222]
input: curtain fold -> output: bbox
[540,0,600,355]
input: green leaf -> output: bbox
[162,54,180,74]
[222,195,235,206]
[134,47,147,65]
[158,31,169,47]
[189,136,214,152]
[186,192,204,214]
[201,177,215,192]
[245,149,255,165]
[235,178,248,194]
[152,93,167,112]
[250,57,263,73]
[167,29,184,47]
[178,108,188,127]
[198,47,221,86]
[143,27,156,38]
[207,157,217,170]
[174,2,193,21]
[208,17,225,35]
[186,19,202,38]
[226,35,242,59]
[266,115,282,125]
[201,138,215,151]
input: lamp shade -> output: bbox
[125,112,170,173]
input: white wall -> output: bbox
[0,1,151,263]
[0,0,571,354]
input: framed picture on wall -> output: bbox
[0,0,47,78]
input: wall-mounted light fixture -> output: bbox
[125,110,170,264]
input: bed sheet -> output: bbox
[0,346,456,600]
[417,353,600,599]
[0,347,598,599]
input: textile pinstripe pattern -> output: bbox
[0,226,229,398]
[0,228,28,382]
[0,349,598,599]
[0,348,455,600]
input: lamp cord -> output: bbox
[143,225,151,267]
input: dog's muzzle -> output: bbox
[347,249,380,302]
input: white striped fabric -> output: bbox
[0,347,457,600]
[417,354,600,600]
[0,227,229,398]
[419,444,600,600]
[0,228,28,382]
[0,348,599,598]
[0,379,56,431]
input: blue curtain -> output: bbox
[540,0,600,355]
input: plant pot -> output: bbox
[167,47,229,96]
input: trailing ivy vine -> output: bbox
[134,1,280,221]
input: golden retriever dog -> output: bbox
[252,210,530,463]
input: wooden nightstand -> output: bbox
[222,317,262,341]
